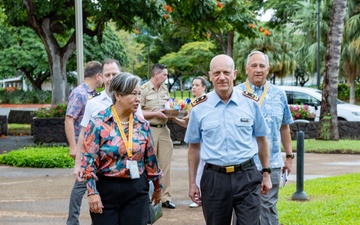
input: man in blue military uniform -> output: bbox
[185,54,272,225]
[236,51,294,225]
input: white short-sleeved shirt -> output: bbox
[80,90,144,128]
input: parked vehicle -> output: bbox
[278,86,360,121]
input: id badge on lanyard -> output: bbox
[126,160,140,179]
[112,106,140,179]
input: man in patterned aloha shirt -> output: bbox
[236,51,294,225]
[65,61,103,225]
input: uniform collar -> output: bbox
[208,89,239,108]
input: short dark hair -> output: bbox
[84,61,102,78]
[151,63,167,76]
[109,72,141,104]
[102,59,121,71]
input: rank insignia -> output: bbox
[88,92,100,100]
[191,94,207,107]
[141,83,148,90]
[242,91,259,102]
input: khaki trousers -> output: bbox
[150,126,173,202]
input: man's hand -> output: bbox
[283,158,293,174]
[156,109,168,119]
[88,194,103,214]
[73,164,84,182]
[260,173,272,195]
[69,146,77,159]
[188,183,202,206]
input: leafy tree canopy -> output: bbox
[0,0,169,103]
[159,41,216,84]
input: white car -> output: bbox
[278,86,360,121]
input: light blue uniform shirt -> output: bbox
[236,81,293,169]
[184,89,270,166]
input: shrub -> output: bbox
[35,102,67,118]
[0,146,73,168]
[338,83,350,99]
[0,89,51,104]
[289,104,316,120]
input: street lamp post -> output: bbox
[75,0,84,84]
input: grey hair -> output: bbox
[246,51,269,67]
[109,72,141,104]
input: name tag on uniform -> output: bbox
[240,118,250,122]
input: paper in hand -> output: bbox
[281,169,288,187]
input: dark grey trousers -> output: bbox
[66,180,87,225]
[201,164,263,225]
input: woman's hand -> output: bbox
[150,189,162,206]
[88,194,104,214]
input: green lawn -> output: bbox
[7,123,31,135]
[278,173,360,224]
[290,139,360,154]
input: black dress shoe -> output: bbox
[162,200,176,209]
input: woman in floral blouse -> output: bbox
[81,72,162,225]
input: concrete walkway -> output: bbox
[1,141,360,225]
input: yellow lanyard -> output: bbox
[111,106,134,158]
[245,81,269,107]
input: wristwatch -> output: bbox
[286,154,295,159]
[261,168,272,174]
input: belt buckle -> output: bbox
[225,166,235,173]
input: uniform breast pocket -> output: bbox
[146,94,158,103]
[202,120,220,141]
[234,119,253,137]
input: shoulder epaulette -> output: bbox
[242,91,259,102]
[191,94,207,107]
[141,83,148,90]
[88,92,101,100]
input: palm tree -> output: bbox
[317,0,347,140]
[341,1,360,104]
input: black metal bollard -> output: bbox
[292,119,309,201]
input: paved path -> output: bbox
[1,141,360,225]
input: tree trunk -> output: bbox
[349,79,355,104]
[316,0,347,140]
[24,1,76,104]
[226,30,234,58]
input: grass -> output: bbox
[170,90,193,100]
[290,139,360,154]
[7,123,31,135]
[278,173,360,224]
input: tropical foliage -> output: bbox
[35,102,67,118]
